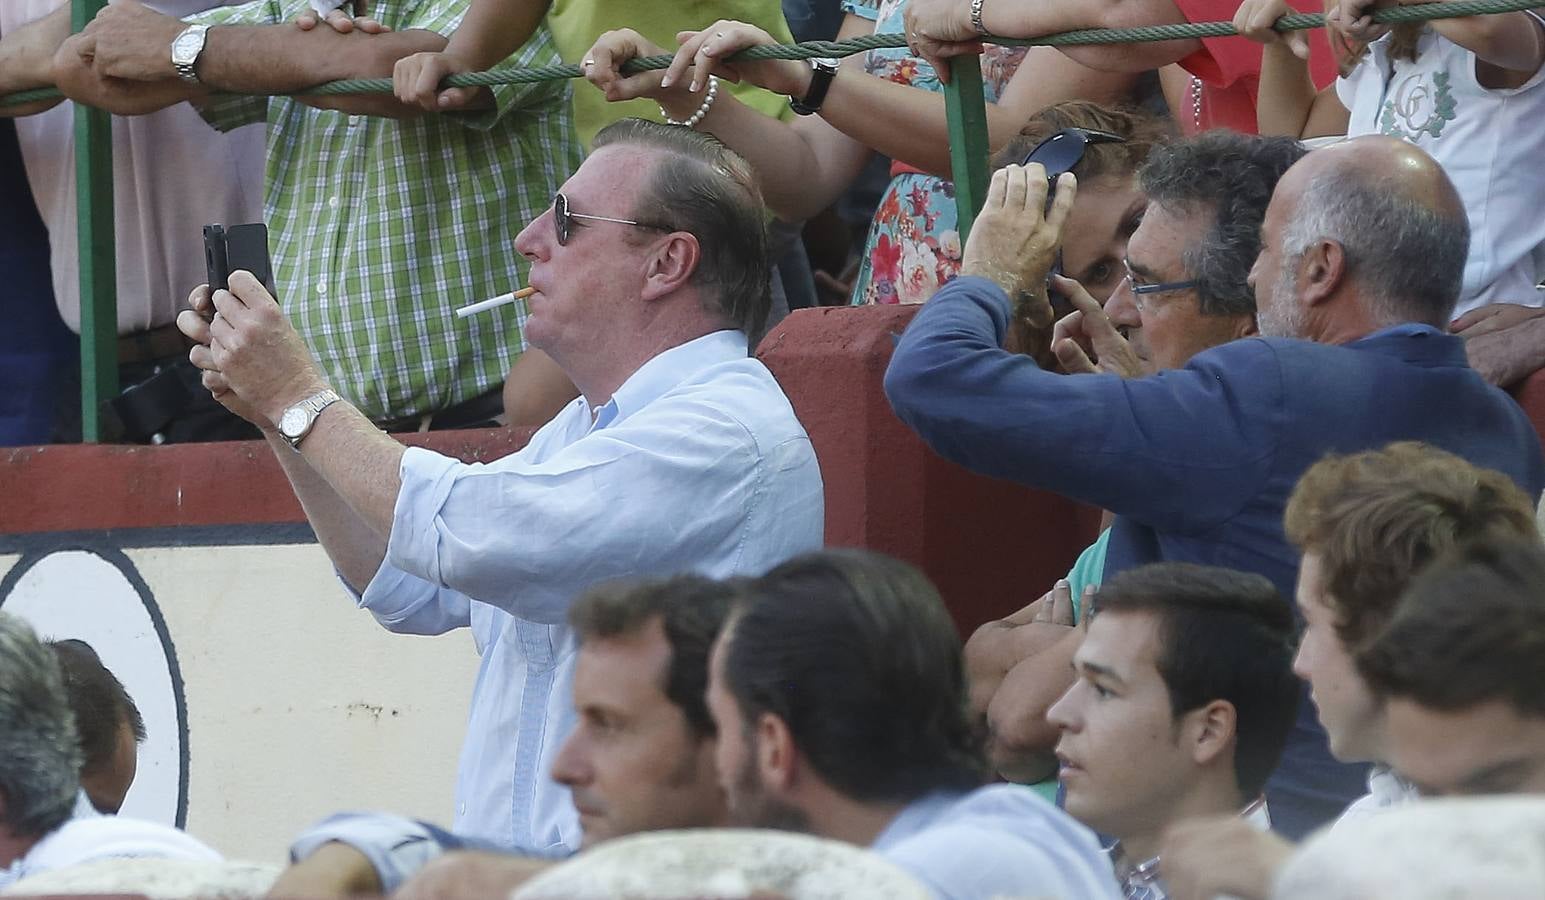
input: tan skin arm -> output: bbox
[53,0,473,118]
[0,4,70,117]
[587,16,1135,222]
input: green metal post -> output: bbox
[942,54,990,242]
[73,0,116,442]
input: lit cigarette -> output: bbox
[455,286,537,318]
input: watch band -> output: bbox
[171,24,210,83]
[280,389,342,448]
[790,58,839,116]
[970,0,990,36]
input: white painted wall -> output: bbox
[0,542,480,864]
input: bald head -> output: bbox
[1266,137,1470,330]
[1299,136,1466,223]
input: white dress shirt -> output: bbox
[872,785,1121,900]
[356,329,824,852]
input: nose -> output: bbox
[1105,278,1141,329]
[1291,636,1311,681]
[514,207,551,262]
[550,730,590,788]
[1045,682,1081,732]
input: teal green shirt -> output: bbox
[191,0,582,421]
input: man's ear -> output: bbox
[1234,313,1259,339]
[1299,239,1348,309]
[755,711,798,792]
[639,232,701,302]
[1185,699,1237,770]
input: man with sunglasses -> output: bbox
[175,117,825,856]
[885,134,1545,839]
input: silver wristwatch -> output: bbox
[171,23,211,83]
[278,389,342,449]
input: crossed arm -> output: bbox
[0,5,70,117]
[48,0,462,117]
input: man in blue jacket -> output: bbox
[884,134,1545,839]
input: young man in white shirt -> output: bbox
[1160,442,1539,900]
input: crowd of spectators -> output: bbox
[3,0,1545,896]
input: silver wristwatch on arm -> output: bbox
[170,23,210,83]
[278,389,342,449]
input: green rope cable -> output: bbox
[2,0,1540,106]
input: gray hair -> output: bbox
[1281,167,1470,328]
[1138,131,1307,317]
[0,612,82,839]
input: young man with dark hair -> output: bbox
[49,640,146,816]
[1162,443,1539,900]
[708,549,1119,900]
[1049,562,1299,898]
[273,574,741,897]
[1358,537,1545,798]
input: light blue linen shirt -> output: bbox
[355,329,825,853]
[872,785,1121,900]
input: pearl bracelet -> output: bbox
[660,75,719,129]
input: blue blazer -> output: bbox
[886,277,1545,838]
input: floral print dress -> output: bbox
[843,0,1027,305]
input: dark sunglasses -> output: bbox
[1020,128,1127,314]
[552,192,670,246]
[1022,127,1128,188]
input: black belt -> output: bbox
[377,386,505,433]
[118,323,189,366]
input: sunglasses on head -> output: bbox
[1022,127,1128,185]
[551,192,670,246]
[1019,128,1127,313]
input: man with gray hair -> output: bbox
[885,134,1545,837]
[0,612,217,890]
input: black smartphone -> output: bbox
[203,222,276,299]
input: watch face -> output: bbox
[173,33,199,58]
[279,406,308,438]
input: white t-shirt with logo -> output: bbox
[1337,27,1545,320]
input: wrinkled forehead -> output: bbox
[562,145,667,206]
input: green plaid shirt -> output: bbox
[189,0,581,422]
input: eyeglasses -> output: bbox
[552,192,669,246]
[1123,259,1199,309]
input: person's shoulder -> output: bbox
[32,816,222,870]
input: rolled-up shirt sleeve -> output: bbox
[381,398,764,625]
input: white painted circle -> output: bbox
[2,550,183,826]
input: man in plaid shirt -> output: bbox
[52,0,580,425]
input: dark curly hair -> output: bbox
[1136,131,1306,317]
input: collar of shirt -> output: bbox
[582,329,750,431]
[1367,764,1421,807]
[868,790,967,852]
[1345,323,1467,369]
[1109,795,1270,899]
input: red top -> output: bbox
[1173,0,1342,134]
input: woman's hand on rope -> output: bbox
[664,20,810,97]
[582,29,672,101]
[1233,0,1313,58]
[903,0,985,80]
